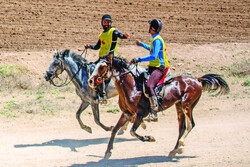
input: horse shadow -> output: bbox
[14,137,137,152]
[70,155,197,167]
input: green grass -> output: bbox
[106,108,120,113]
[242,79,250,86]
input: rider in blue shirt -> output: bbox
[130,19,169,121]
[136,33,165,66]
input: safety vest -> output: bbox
[98,28,117,57]
[149,36,169,67]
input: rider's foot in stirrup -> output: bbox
[99,94,107,104]
[93,96,100,104]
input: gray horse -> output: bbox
[44,49,119,133]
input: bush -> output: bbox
[229,58,250,76]
[0,65,32,90]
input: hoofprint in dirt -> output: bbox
[0,43,249,166]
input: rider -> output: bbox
[85,14,130,103]
[130,19,169,120]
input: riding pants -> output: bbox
[147,65,165,97]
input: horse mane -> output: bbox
[62,49,88,64]
[113,56,129,71]
[102,54,129,72]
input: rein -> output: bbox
[112,64,139,77]
[80,48,88,58]
[49,58,82,88]
[50,67,81,87]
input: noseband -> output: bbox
[48,57,81,87]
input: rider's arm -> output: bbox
[108,29,128,54]
[113,29,128,39]
[138,42,150,51]
[136,39,161,62]
[90,40,101,50]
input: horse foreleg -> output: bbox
[76,101,92,133]
[169,102,186,157]
[91,104,113,131]
[104,113,132,159]
[117,121,129,135]
[130,114,155,142]
[118,116,147,135]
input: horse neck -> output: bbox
[63,57,88,89]
[112,68,137,99]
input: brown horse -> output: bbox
[88,54,230,159]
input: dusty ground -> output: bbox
[0,0,250,167]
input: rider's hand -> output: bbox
[130,58,137,64]
[123,33,130,39]
[85,44,90,49]
[136,39,141,46]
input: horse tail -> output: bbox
[198,74,230,96]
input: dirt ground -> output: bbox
[0,0,250,167]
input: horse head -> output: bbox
[88,54,113,89]
[44,50,65,82]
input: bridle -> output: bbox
[96,58,140,83]
[48,51,83,87]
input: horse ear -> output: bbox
[57,50,61,58]
[54,49,59,58]
[107,54,113,62]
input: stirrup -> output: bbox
[99,95,107,104]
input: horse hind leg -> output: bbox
[169,102,186,157]
[179,96,201,146]
[76,101,92,133]
[169,96,200,157]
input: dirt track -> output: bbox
[0,0,250,167]
[0,0,249,51]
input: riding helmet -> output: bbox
[101,14,112,31]
[148,19,162,33]
[102,14,112,22]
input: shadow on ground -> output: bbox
[14,137,138,152]
[70,155,197,167]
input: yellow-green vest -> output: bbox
[149,36,169,67]
[98,28,117,57]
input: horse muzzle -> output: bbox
[44,71,53,82]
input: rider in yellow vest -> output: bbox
[85,14,129,104]
[130,19,169,121]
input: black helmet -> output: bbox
[101,14,112,31]
[102,14,112,22]
[148,19,162,33]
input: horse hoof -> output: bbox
[85,127,92,134]
[177,148,184,154]
[140,122,146,129]
[118,129,124,135]
[104,152,112,159]
[168,150,176,157]
[148,136,156,142]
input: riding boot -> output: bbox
[148,95,158,122]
